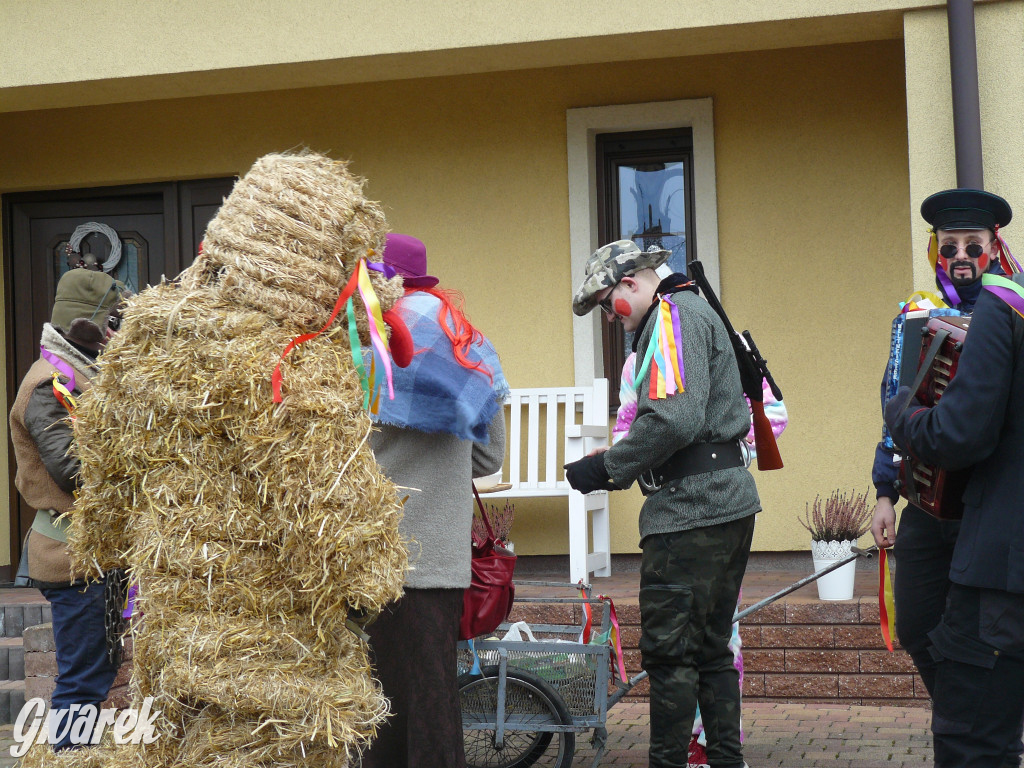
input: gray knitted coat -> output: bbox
[603,289,761,542]
[371,409,506,589]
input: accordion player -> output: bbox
[895,314,972,519]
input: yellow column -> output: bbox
[904,1,1024,294]
[903,8,955,293]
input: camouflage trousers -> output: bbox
[640,514,755,768]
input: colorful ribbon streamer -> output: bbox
[597,595,629,685]
[995,225,1022,275]
[982,273,1024,320]
[878,548,896,653]
[927,230,963,307]
[899,290,948,313]
[40,346,77,391]
[122,583,138,620]
[634,296,685,400]
[356,259,394,401]
[272,258,395,406]
[50,372,77,414]
[467,637,482,676]
[345,298,366,408]
[578,582,592,645]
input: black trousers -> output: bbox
[361,589,466,768]
[892,503,960,694]
[929,585,1024,768]
[894,505,1023,768]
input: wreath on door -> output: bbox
[68,222,123,273]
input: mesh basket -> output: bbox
[458,643,604,718]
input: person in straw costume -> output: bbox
[23,150,412,768]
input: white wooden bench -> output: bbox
[492,379,611,584]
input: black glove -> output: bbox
[564,453,619,494]
[884,385,924,451]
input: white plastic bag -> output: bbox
[501,621,538,643]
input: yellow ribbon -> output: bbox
[51,372,77,414]
[662,300,684,391]
[901,290,948,311]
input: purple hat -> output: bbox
[383,233,438,289]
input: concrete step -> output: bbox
[0,681,25,728]
[0,595,53,700]
[0,639,24,682]
[0,601,51,640]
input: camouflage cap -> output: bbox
[572,240,671,316]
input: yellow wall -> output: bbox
[0,0,927,113]
[904,2,1024,293]
[0,39,911,560]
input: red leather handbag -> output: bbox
[459,487,516,640]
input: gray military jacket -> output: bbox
[603,289,761,542]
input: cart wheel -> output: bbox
[459,665,575,768]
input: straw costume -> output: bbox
[24,151,410,768]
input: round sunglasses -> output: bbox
[939,242,985,260]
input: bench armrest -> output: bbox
[565,425,609,439]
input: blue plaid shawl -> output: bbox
[369,292,509,442]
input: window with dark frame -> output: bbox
[596,127,696,410]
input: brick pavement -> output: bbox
[0,703,932,767]
[569,701,933,767]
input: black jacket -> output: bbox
[886,287,1024,593]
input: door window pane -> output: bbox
[617,161,687,275]
[597,129,695,408]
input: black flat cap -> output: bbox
[921,188,1012,231]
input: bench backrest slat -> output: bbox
[502,380,608,493]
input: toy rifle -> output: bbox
[687,260,784,470]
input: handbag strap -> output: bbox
[471,484,498,545]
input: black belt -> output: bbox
[639,440,747,496]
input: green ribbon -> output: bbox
[347,298,371,410]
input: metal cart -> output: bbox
[457,582,615,768]
[457,547,877,768]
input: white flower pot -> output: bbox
[810,539,857,601]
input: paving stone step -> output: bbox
[0,681,25,727]
[0,602,51,640]
[0,640,25,683]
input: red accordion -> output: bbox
[897,315,972,520]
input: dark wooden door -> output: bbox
[2,178,234,578]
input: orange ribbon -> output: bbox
[578,582,592,644]
[878,547,896,653]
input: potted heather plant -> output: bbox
[797,489,872,600]
[472,500,515,551]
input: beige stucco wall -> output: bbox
[0,39,911,561]
[904,1,1024,293]
[0,0,952,113]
